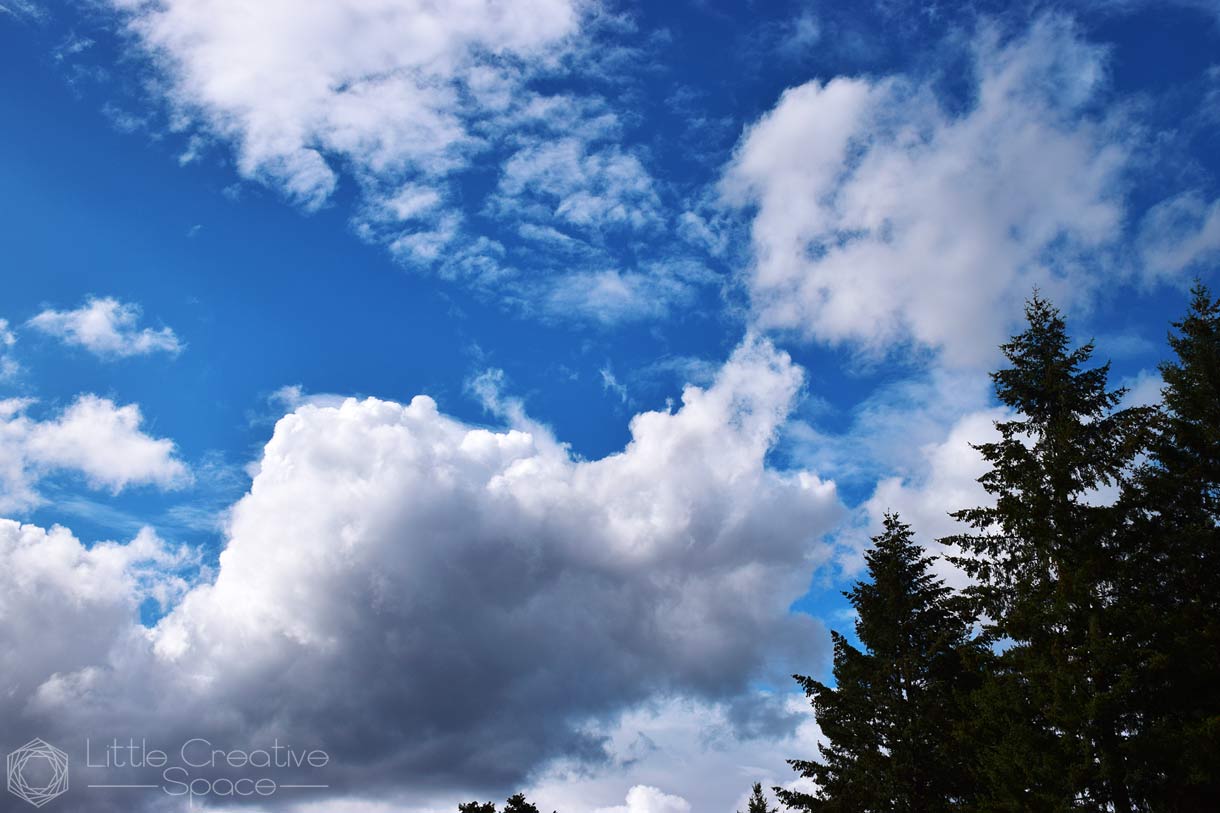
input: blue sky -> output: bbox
[1,1,1218,811]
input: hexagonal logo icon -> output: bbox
[7,739,69,808]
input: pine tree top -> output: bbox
[1159,281,1220,459]
[740,781,777,813]
[952,293,1154,541]
[850,513,962,661]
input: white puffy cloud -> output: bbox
[26,395,190,491]
[0,395,189,512]
[594,785,691,813]
[102,2,719,326]
[2,336,842,811]
[28,297,181,358]
[530,694,819,813]
[0,399,42,511]
[0,520,197,727]
[109,0,581,209]
[723,17,1127,366]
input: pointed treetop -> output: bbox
[740,781,777,813]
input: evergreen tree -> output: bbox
[458,794,546,813]
[1124,282,1220,809]
[502,793,540,813]
[780,514,983,812]
[946,295,1154,811]
[741,781,777,813]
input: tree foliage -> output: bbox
[1123,282,1220,809]
[458,794,545,813]
[741,781,778,813]
[779,514,983,812]
[945,294,1154,812]
[784,289,1220,811]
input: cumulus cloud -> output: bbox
[25,396,190,491]
[0,520,198,727]
[2,336,842,811]
[0,395,189,512]
[594,785,692,813]
[28,297,182,358]
[722,16,1127,366]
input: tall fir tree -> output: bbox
[946,295,1154,812]
[780,514,983,812]
[740,781,778,813]
[1124,282,1220,809]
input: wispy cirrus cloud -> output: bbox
[97,0,723,326]
[0,0,45,22]
[1139,190,1220,279]
[0,318,18,379]
[28,296,181,358]
[493,137,663,232]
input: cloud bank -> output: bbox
[3,336,842,811]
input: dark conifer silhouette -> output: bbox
[459,794,548,813]
[780,514,982,812]
[946,294,1154,811]
[740,781,778,813]
[459,804,498,813]
[1123,282,1220,809]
